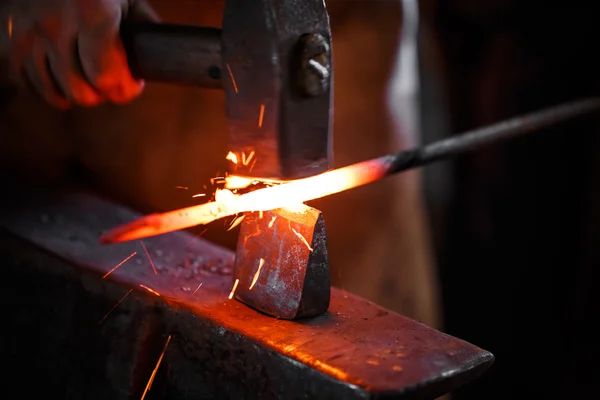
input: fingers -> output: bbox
[46,35,103,107]
[13,29,70,109]
[76,6,144,104]
[22,37,71,109]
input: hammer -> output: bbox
[0,0,334,180]
[123,0,335,319]
[122,0,334,180]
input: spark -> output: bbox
[227,214,245,231]
[102,252,137,278]
[174,186,188,190]
[268,216,277,228]
[229,279,240,300]
[242,150,255,166]
[140,335,172,400]
[226,64,238,93]
[249,158,258,172]
[292,228,313,251]
[192,193,206,198]
[197,228,208,238]
[8,15,12,38]
[141,241,158,275]
[193,283,203,294]
[258,104,265,127]
[140,284,160,297]
[393,365,403,372]
[100,158,389,244]
[226,151,238,164]
[249,258,265,290]
[97,289,133,325]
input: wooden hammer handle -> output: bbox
[0,22,224,90]
[121,22,223,89]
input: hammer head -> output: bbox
[221,0,333,180]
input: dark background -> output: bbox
[429,1,600,398]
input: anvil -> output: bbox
[0,184,493,399]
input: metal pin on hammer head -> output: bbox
[232,205,330,319]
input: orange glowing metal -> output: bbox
[97,289,133,325]
[140,284,160,297]
[249,258,265,290]
[226,151,239,164]
[292,228,313,252]
[140,241,158,275]
[141,335,171,400]
[102,252,137,278]
[226,63,238,93]
[258,104,265,127]
[229,279,240,299]
[101,157,390,244]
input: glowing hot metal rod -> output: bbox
[101,97,600,245]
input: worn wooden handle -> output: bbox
[120,22,223,89]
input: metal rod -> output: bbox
[384,97,600,175]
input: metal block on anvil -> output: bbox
[0,184,494,400]
[233,206,330,320]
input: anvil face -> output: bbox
[233,206,330,320]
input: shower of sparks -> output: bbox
[242,150,255,166]
[249,258,265,290]
[258,104,265,127]
[101,155,391,244]
[226,63,238,93]
[102,252,137,279]
[193,193,206,198]
[140,284,160,297]
[140,335,172,400]
[292,229,313,252]
[97,289,133,325]
[140,241,158,275]
[227,215,245,231]
[193,283,203,294]
[268,216,277,228]
[226,151,238,164]
[229,279,240,300]
[174,186,188,190]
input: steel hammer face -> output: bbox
[221,0,334,180]
[232,205,330,319]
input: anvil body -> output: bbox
[0,185,493,399]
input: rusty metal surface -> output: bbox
[222,0,333,179]
[233,206,330,319]
[0,185,493,399]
